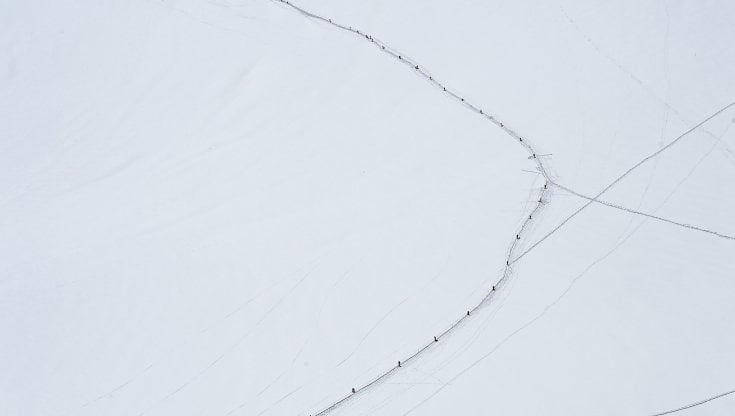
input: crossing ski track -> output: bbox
[511,101,735,264]
[270,1,735,415]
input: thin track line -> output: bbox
[649,388,735,416]
[549,180,735,241]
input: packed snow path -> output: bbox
[271,1,552,414]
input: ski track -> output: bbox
[270,1,554,415]
[649,388,735,416]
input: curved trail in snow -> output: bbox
[270,1,553,415]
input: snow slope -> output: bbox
[2,0,734,415]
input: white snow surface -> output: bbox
[2,0,735,415]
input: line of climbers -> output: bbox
[276,3,555,414]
